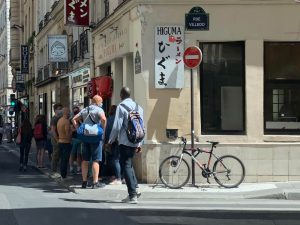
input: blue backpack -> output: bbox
[121,103,145,144]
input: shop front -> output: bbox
[69,66,90,110]
[92,1,300,183]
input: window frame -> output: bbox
[199,41,246,135]
[264,41,300,135]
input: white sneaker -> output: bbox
[122,195,138,204]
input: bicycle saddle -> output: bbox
[207,141,219,145]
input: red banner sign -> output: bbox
[65,0,89,26]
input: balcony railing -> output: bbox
[80,30,89,58]
[51,62,69,76]
[71,41,78,63]
[44,64,50,80]
[37,68,43,83]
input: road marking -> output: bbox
[0,194,11,209]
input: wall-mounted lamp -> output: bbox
[110,26,118,33]
[11,24,24,31]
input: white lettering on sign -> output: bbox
[189,22,206,27]
[185,55,200,60]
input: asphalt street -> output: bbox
[1,145,300,225]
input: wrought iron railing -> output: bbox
[80,30,89,58]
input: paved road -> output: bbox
[1,145,300,225]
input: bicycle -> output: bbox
[159,137,245,189]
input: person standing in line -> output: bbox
[109,87,144,204]
[50,103,63,173]
[33,115,47,168]
[104,105,122,185]
[69,106,82,174]
[72,95,107,189]
[57,107,72,179]
[18,118,33,171]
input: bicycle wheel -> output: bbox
[159,155,190,189]
[213,155,245,188]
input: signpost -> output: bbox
[183,46,202,186]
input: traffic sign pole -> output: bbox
[190,68,196,186]
[183,46,202,186]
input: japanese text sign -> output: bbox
[65,0,89,26]
[155,26,184,88]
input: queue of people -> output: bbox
[15,87,145,204]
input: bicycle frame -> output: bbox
[177,138,219,174]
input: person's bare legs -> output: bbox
[81,160,89,181]
[92,161,99,184]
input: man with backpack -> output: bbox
[109,87,145,204]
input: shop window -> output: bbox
[264,42,300,134]
[200,42,245,134]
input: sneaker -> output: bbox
[70,169,76,175]
[92,182,106,189]
[82,181,88,189]
[136,190,141,198]
[109,179,122,185]
[121,179,126,184]
[122,195,138,204]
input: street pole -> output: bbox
[190,68,195,186]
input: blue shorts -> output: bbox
[71,138,82,155]
[82,141,102,162]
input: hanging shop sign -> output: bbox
[135,51,142,74]
[87,80,96,98]
[65,0,89,26]
[21,45,29,74]
[48,35,68,62]
[94,76,113,100]
[185,7,209,31]
[16,70,25,92]
[155,25,184,89]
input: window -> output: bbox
[264,42,300,134]
[200,42,245,134]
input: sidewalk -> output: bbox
[3,142,300,201]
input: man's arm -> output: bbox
[99,111,107,138]
[108,106,123,144]
[72,113,82,129]
[51,122,58,142]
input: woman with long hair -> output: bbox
[34,115,48,168]
[19,118,33,171]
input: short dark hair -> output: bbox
[53,103,63,111]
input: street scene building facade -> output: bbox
[0,0,13,122]
[6,0,300,183]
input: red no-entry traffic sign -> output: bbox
[183,46,202,69]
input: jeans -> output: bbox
[119,145,137,198]
[111,144,121,179]
[59,143,71,178]
[20,142,31,166]
[51,138,60,172]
